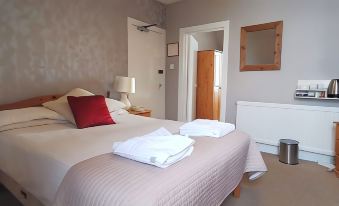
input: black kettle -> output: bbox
[327,79,339,98]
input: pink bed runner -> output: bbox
[53,131,266,206]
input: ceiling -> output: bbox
[156,0,183,5]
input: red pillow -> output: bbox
[67,95,115,129]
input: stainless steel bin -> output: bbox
[279,139,299,165]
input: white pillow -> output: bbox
[106,98,126,112]
[0,107,65,127]
[42,88,94,124]
[42,88,126,124]
[0,119,68,132]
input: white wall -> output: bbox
[165,0,339,122]
[216,31,224,51]
[193,31,224,51]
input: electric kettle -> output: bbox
[327,79,339,98]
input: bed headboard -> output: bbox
[0,95,61,111]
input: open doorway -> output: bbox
[190,31,224,121]
[178,21,229,122]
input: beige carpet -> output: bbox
[1,153,338,206]
[222,153,339,206]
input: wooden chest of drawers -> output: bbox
[335,123,339,178]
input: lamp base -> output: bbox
[120,93,131,109]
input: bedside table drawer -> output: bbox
[336,140,339,154]
[128,109,151,117]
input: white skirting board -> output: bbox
[236,101,339,165]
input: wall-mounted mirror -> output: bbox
[240,21,283,71]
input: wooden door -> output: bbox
[196,51,215,119]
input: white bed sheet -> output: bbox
[0,113,182,205]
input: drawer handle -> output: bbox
[20,190,27,199]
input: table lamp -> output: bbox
[114,76,135,109]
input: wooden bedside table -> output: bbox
[128,109,151,117]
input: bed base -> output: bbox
[0,170,43,206]
[232,184,241,198]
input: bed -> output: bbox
[0,95,267,206]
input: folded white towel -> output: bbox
[141,127,172,137]
[180,119,235,138]
[113,128,195,168]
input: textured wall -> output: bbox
[165,0,339,122]
[0,0,165,104]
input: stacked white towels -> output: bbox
[113,127,194,168]
[180,119,235,138]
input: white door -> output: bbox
[186,35,199,121]
[128,17,166,119]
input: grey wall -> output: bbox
[165,0,339,122]
[215,31,224,51]
[0,0,165,104]
[193,31,223,51]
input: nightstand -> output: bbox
[128,109,151,117]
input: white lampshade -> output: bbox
[114,76,135,94]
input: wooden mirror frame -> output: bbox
[240,21,283,71]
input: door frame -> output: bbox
[177,20,230,122]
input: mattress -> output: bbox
[0,113,266,205]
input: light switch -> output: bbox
[169,64,175,70]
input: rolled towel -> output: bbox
[248,171,266,181]
[113,129,195,168]
[180,119,235,138]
